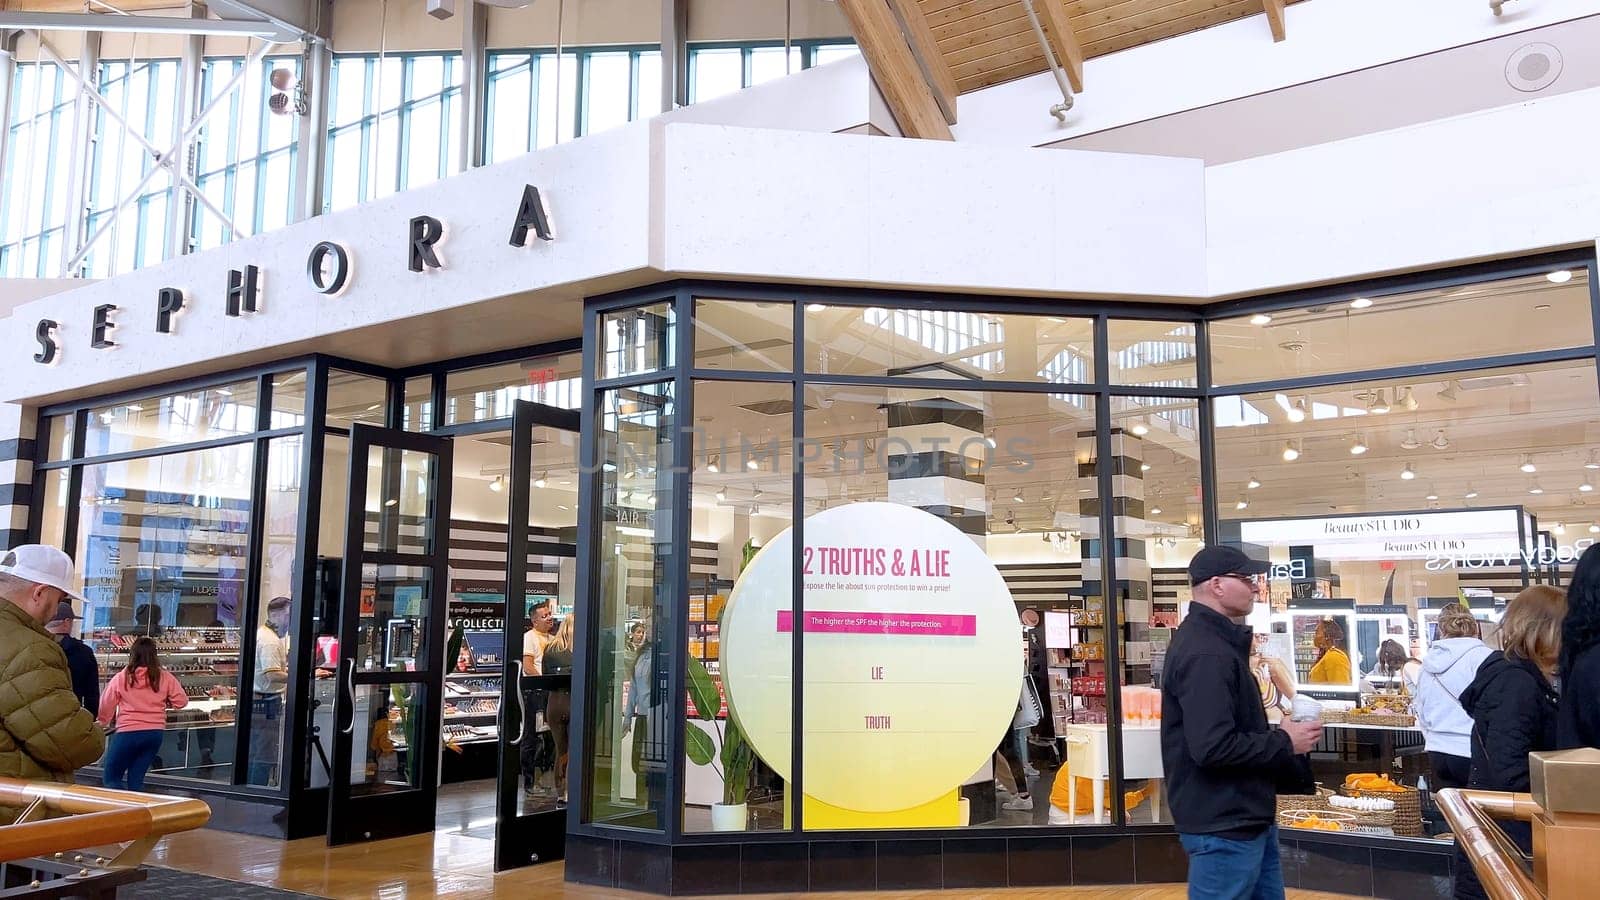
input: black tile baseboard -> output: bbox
[563,831,1456,896]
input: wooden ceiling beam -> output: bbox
[838,0,954,139]
[887,0,959,124]
[1033,0,1085,93]
[1263,0,1286,41]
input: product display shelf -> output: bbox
[444,670,501,745]
[687,578,731,679]
[87,626,242,731]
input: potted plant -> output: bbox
[685,538,761,831]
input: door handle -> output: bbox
[508,678,528,746]
[340,659,356,735]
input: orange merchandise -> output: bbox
[1343,773,1406,793]
[1049,761,1149,813]
[1289,814,1344,832]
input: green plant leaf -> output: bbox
[721,717,754,806]
[685,722,716,767]
[686,654,720,721]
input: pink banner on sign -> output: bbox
[776,610,977,636]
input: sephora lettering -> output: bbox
[32,184,554,364]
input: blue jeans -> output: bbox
[103,729,165,792]
[1179,826,1286,900]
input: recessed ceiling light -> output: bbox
[1250,313,1272,326]
[1350,297,1373,309]
[1547,269,1574,284]
[1582,479,1594,493]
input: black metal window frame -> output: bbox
[571,246,1600,848]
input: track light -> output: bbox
[1556,523,1567,535]
[1131,420,1150,437]
[1547,269,1574,284]
[716,487,727,502]
[707,455,720,474]
[534,472,548,488]
[1141,462,1151,472]
[1400,429,1421,451]
[489,475,504,493]
[1247,475,1261,490]
[1587,451,1600,470]
[1150,506,1162,516]
[1520,455,1537,474]
[1282,441,1300,462]
[1437,382,1459,403]
[1250,313,1272,326]
[1465,485,1480,499]
[1398,387,1419,411]
[1529,480,1544,495]
[985,434,997,449]
[747,457,760,471]
[1350,436,1368,456]
[1400,463,1416,480]
[1431,430,1450,450]
[1590,524,1599,534]
[1369,390,1390,415]
[1350,297,1373,309]
[1425,491,1439,501]
[806,303,827,312]
[1286,398,1307,424]
[1236,498,1250,510]
[1014,489,1025,503]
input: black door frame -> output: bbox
[496,399,582,870]
[328,423,455,845]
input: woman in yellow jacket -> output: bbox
[1308,618,1353,684]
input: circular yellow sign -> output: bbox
[721,502,1021,813]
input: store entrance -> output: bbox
[427,400,580,871]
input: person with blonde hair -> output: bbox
[1413,603,1490,792]
[1455,586,1566,900]
[542,615,575,805]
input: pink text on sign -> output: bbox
[776,610,977,636]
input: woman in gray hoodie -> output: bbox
[1413,603,1492,790]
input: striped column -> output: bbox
[883,393,987,546]
[1077,428,1154,685]
[0,403,37,551]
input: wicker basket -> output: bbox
[1326,800,1396,829]
[1276,786,1334,813]
[1346,712,1416,728]
[1341,784,1422,835]
[1319,708,1349,724]
[1277,809,1357,832]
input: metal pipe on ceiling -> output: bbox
[1017,0,1074,121]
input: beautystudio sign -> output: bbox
[1237,509,1588,571]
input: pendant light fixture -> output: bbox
[1282,440,1301,462]
[1586,451,1600,470]
[1350,435,1368,455]
[1465,485,1480,499]
[1400,463,1416,480]
[1286,398,1307,424]
[1520,454,1537,474]
[1400,429,1421,450]
[1431,430,1451,450]
[1369,389,1390,415]
[1247,475,1262,489]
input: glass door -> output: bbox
[329,424,454,845]
[496,400,581,870]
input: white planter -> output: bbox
[710,802,749,832]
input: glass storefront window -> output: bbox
[37,468,68,551]
[1107,396,1202,826]
[1209,268,1593,387]
[270,368,310,428]
[443,350,583,425]
[73,443,256,784]
[84,379,260,456]
[326,370,389,429]
[247,435,304,788]
[684,380,791,833]
[1110,320,1198,389]
[584,381,676,830]
[1212,360,1600,841]
[796,386,1097,830]
[694,299,794,373]
[403,375,433,431]
[599,303,675,380]
[44,413,75,461]
[802,306,1094,384]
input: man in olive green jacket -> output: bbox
[0,545,106,825]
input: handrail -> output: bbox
[1436,788,1544,900]
[0,776,211,867]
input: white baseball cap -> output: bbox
[0,545,84,601]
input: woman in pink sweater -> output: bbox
[97,636,188,791]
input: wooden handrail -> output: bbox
[1436,788,1544,900]
[0,776,210,867]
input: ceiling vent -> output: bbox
[1506,43,1562,93]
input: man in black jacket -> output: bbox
[1162,546,1323,899]
[44,600,99,717]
